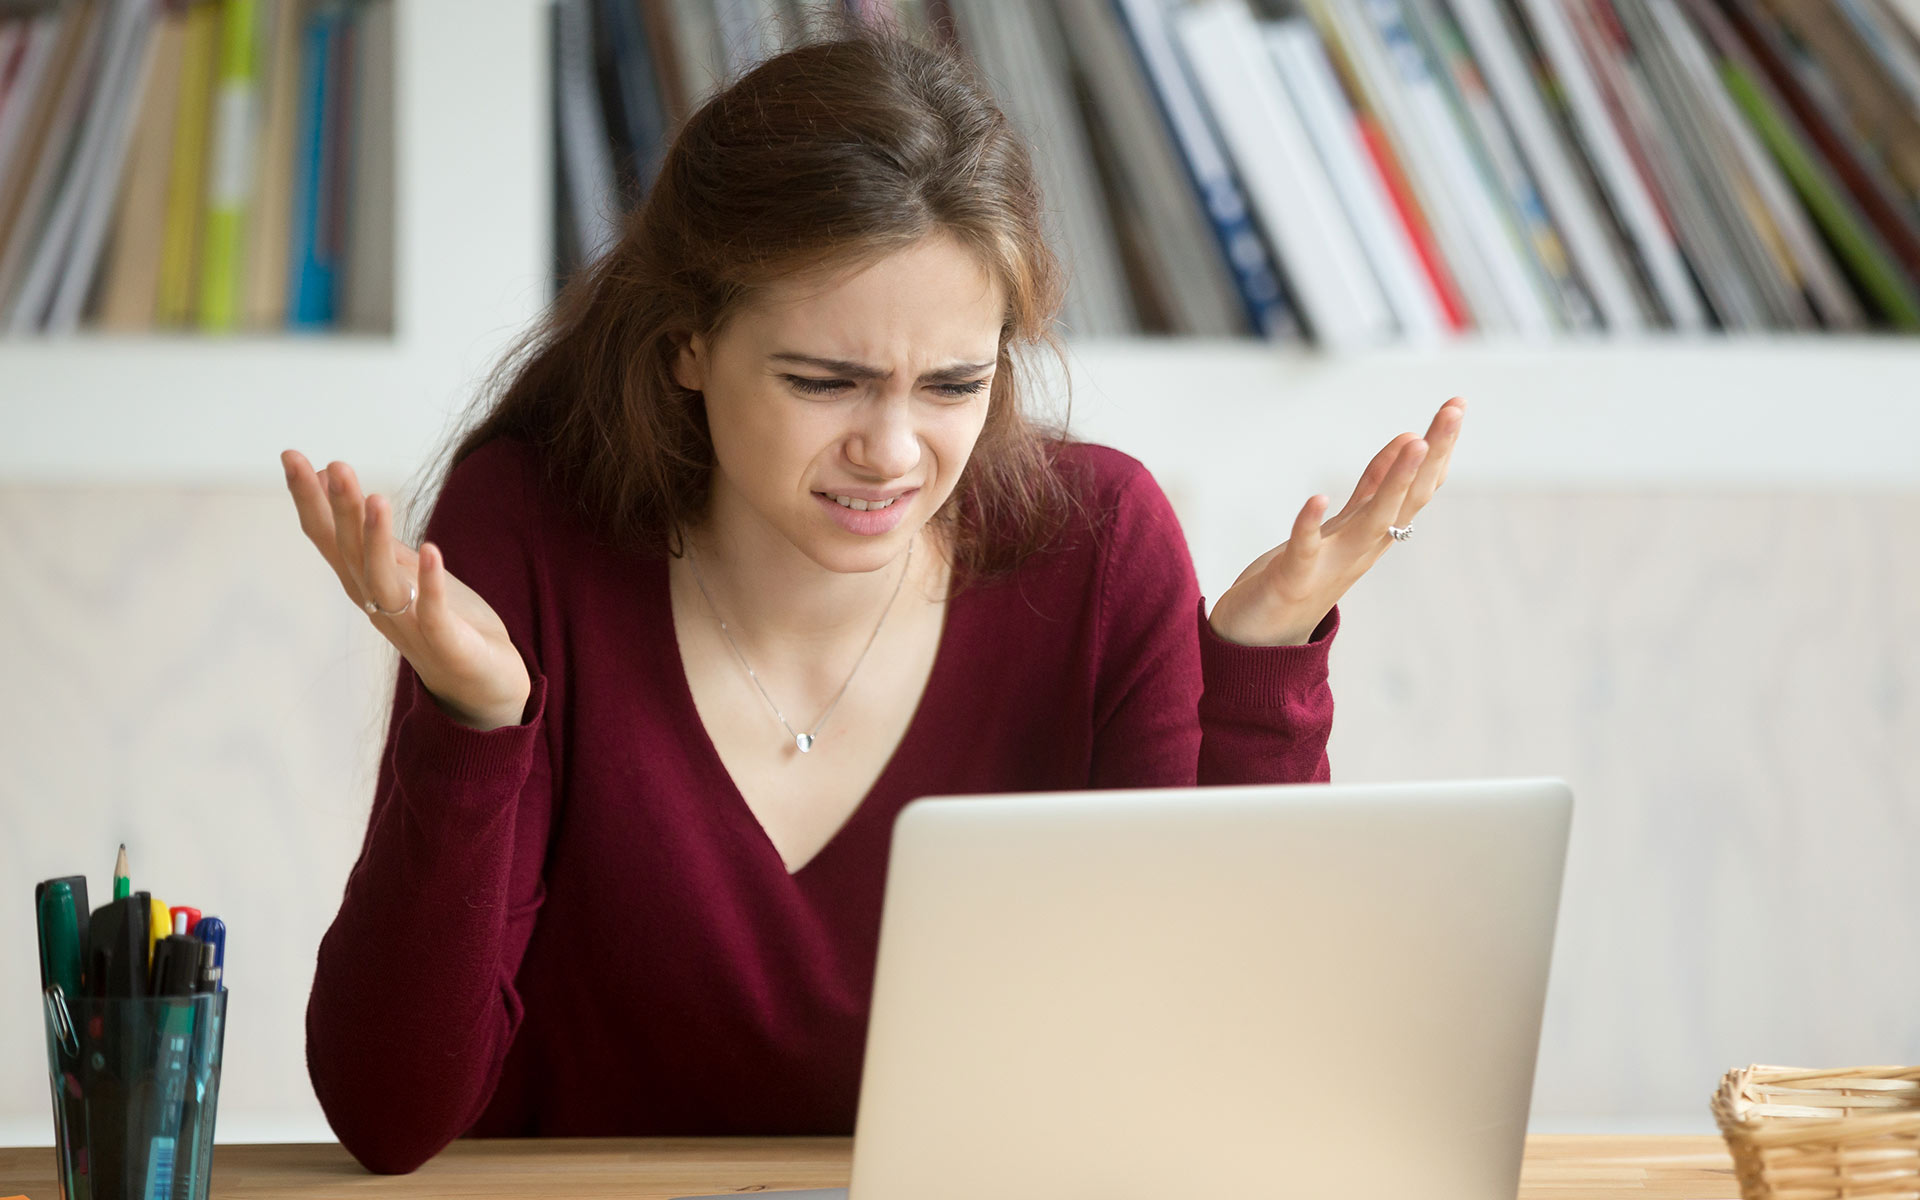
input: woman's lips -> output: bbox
[815,488,917,535]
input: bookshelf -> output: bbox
[2,0,1917,492]
[0,0,551,486]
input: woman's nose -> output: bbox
[847,396,920,479]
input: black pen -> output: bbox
[86,891,151,1200]
[139,925,201,1200]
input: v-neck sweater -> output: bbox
[306,436,1340,1175]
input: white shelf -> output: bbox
[0,0,552,488]
[1059,333,1920,492]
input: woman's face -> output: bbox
[672,233,1006,574]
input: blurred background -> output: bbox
[3,0,1919,1146]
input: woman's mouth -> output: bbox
[814,488,917,535]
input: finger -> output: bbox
[1332,433,1417,524]
[416,541,452,641]
[283,450,362,587]
[325,460,370,598]
[361,494,418,620]
[1293,494,1329,557]
[1398,400,1466,522]
[1364,437,1427,535]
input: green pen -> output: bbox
[114,842,131,900]
[38,881,84,999]
[38,880,90,1200]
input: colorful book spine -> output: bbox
[288,1,340,328]
[1112,0,1296,339]
[158,0,220,328]
[197,0,259,331]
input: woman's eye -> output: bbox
[786,376,846,395]
[784,376,990,398]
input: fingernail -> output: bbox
[327,472,341,495]
[283,460,295,484]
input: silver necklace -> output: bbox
[685,537,913,754]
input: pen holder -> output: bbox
[41,988,229,1200]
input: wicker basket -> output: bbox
[1712,1064,1920,1199]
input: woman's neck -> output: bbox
[678,505,946,658]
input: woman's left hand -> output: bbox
[1208,396,1465,647]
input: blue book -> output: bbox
[1110,0,1298,340]
[289,2,346,328]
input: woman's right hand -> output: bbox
[282,450,534,732]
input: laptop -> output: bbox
[676,776,1572,1200]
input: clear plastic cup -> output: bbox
[41,988,229,1200]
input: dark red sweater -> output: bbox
[305,437,1338,1174]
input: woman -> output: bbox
[283,21,1462,1176]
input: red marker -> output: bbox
[169,906,202,936]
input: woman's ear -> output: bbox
[671,332,706,393]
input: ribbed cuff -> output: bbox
[395,666,549,785]
[1196,599,1337,706]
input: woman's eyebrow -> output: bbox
[769,352,996,382]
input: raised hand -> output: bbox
[1207,396,1465,647]
[281,450,533,731]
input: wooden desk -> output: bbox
[0,1134,1742,1198]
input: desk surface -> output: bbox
[0,1134,1742,1198]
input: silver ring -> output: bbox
[364,581,417,617]
[1388,523,1414,543]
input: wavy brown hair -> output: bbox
[406,13,1080,584]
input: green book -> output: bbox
[197,0,260,332]
[1717,58,1920,329]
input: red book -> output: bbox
[1356,112,1471,330]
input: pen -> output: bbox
[141,935,201,1200]
[147,896,171,972]
[177,926,226,1200]
[37,881,86,998]
[87,893,151,1200]
[37,879,90,1200]
[194,918,226,992]
[168,907,201,936]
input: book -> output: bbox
[1174,0,1396,348]
[287,0,345,326]
[946,0,1139,336]
[1505,0,1709,327]
[98,1,189,330]
[1401,0,1596,331]
[1112,0,1295,338]
[1446,0,1653,330]
[554,0,619,268]
[1652,0,1862,327]
[0,0,107,320]
[244,0,304,330]
[1265,15,1448,340]
[157,0,221,327]
[1356,104,1473,328]
[1691,1,1920,323]
[1598,0,1808,328]
[1717,0,1920,285]
[1054,0,1251,336]
[197,0,262,331]
[19,0,158,333]
[341,0,391,332]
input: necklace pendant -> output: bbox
[795,733,815,754]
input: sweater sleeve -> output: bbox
[1086,454,1336,789]
[305,440,560,1174]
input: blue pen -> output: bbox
[177,917,227,1200]
[194,917,225,991]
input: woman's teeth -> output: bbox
[828,494,898,511]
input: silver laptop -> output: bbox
[677,776,1572,1200]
